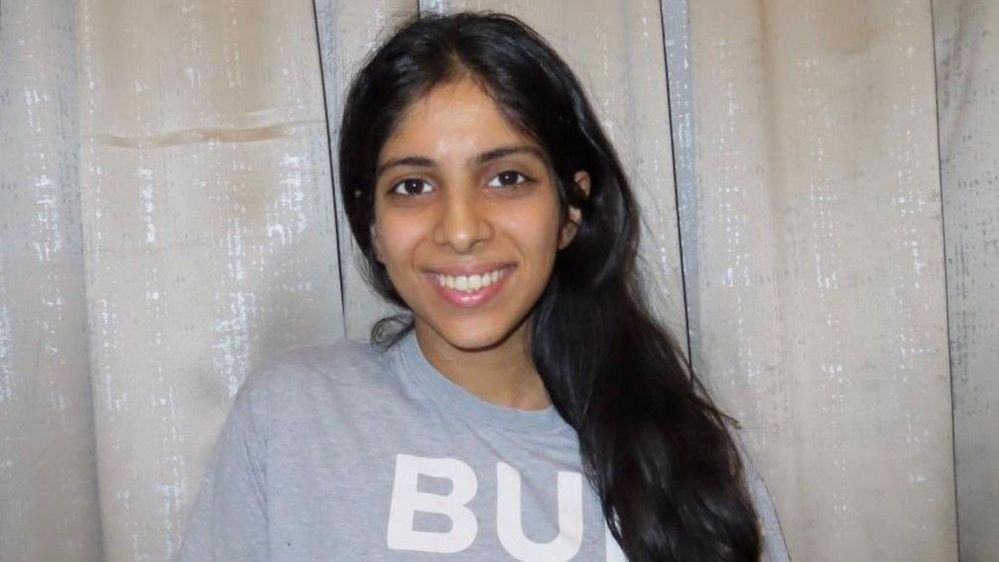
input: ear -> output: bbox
[558,170,590,249]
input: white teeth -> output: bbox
[435,268,507,293]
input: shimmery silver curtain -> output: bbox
[0,0,995,560]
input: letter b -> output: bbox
[386,454,479,553]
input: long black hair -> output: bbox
[338,12,761,562]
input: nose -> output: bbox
[432,187,492,253]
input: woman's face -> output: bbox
[372,77,585,355]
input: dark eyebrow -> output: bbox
[375,145,547,179]
[376,156,434,178]
[474,145,547,166]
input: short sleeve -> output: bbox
[177,377,269,562]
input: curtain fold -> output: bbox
[0,1,102,560]
[933,1,999,559]
[314,0,416,341]
[688,1,958,560]
[75,0,343,559]
[0,0,995,560]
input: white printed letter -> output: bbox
[386,454,479,553]
[496,462,584,561]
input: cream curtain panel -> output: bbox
[1,0,995,561]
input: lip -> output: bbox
[424,264,516,309]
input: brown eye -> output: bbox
[488,170,528,188]
[391,178,434,196]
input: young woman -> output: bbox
[180,12,788,562]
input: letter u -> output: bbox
[495,462,584,562]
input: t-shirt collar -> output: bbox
[392,329,568,434]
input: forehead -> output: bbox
[378,78,537,162]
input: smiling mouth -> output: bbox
[432,267,510,292]
[425,265,515,308]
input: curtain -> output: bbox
[1,0,995,560]
[1,1,99,560]
[934,0,999,559]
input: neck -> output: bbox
[412,320,551,411]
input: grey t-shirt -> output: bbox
[178,331,789,561]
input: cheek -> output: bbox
[373,213,424,270]
[498,195,563,257]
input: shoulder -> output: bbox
[233,337,399,419]
[251,337,388,386]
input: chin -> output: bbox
[430,317,526,353]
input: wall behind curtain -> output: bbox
[0,0,995,561]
